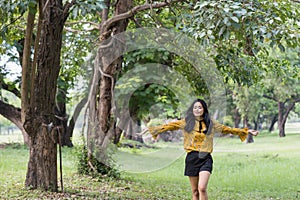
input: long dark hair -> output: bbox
[184,99,212,134]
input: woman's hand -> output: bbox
[248,129,259,136]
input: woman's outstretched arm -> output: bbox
[138,119,185,139]
[213,120,259,142]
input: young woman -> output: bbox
[143,99,258,200]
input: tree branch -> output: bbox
[0,14,24,32]
[0,100,21,127]
[65,21,99,27]
[282,102,296,124]
[64,27,98,33]
[63,0,77,20]
[291,94,300,103]
[0,82,21,98]
[263,94,277,101]
[295,98,300,102]
[101,0,181,31]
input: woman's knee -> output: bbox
[192,188,199,196]
[198,185,207,193]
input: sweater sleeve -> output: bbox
[148,119,185,140]
[212,120,248,142]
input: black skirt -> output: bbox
[184,151,213,176]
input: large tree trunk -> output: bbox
[123,115,142,143]
[6,3,36,146]
[64,96,88,146]
[243,116,253,143]
[123,118,142,140]
[23,0,71,191]
[87,0,132,167]
[277,101,295,137]
[55,88,88,147]
[268,115,277,132]
[25,126,58,191]
[277,102,285,137]
[21,2,36,124]
[113,126,123,144]
[234,108,241,128]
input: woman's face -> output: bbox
[193,102,204,117]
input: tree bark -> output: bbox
[243,116,253,143]
[277,101,285,137]
[234,108,241,128]
[87,0,132,165]
[113,126,123,144]
[268,114,277,132]
[54,88,88,147]
[23,0,72,191]
[277,101,295,137]
[264,94,300,136]
[64,96,88,146]
[55,93,69,147]
[21,3,36,124]
[123,114,142,142]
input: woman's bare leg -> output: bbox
[198,171,211,200]
[189,176,199,200]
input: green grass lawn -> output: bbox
[0,129,300,199]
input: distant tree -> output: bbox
[232,84,262,143]
[262,50,300,137]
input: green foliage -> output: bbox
[226,45,300,131]
[185,0,299,49]
[0,0,34,102]
[233,84,261,120]
[75,143,120,178]
[59,10,99,104]
[0,0,97,106]
[119,47,209,121]
[130,84,180,119]
[260,49,300,102]
[0,0,30,48]
[173,57,208,96]
[293,103,300,118]
[69,0,105,19]
[128,1,191,30]
[214,45,261,84]
[117,2,211,121]
[222,115,234,126]
[179,0,300,85]
[0,116,13,127]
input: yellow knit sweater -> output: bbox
[148,119,248,153]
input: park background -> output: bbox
[1,0,300,199]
